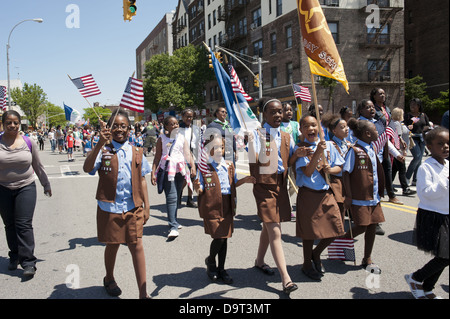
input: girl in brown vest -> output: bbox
[342,119,386,274]
[294,115,346,281]
[194,134,255,284]
[247,98,309,294]
[84,110,151,299]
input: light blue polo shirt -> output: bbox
[197,158,238,195]
[250,123,296,174]
[89,140,151,214]
[295,140,345,190]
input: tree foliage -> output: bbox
[405,76,448,118]
[10,83,47,129]
[45,102,66,129]
[143,44,213,113]
[83,107,112,128]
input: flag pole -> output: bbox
[67,74,102,122]
[310,73,330,184]
[345,209,356,266]
[110,71,136,128]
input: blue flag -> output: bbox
[210,49,260,134]
[64,103,81,123]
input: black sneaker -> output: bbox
[403,188,417,196]
[23,266,36,277]
[8,259,18,271]
[218,269,233,284]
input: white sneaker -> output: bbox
[168,230,179,239]
[404,273,426,299]
[178,225,183,230]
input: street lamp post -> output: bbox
[6,18,43,110]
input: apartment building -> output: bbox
[404,0,449,99]
[140,0,406,116]
[136,11,175,80]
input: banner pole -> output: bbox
[310,73,330,184]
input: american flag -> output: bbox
[327,238,355,261]
[71,74,101,98]
[0,86,6,111]
[228,65,253,101]
[119,77,145,113]
[293,83,312,102]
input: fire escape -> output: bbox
[361,1,403,83]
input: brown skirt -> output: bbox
[351,203,385,226]
[296,187,345,240]
[97,206,144,244]
[203,195,234,239]
[253,174,291,223]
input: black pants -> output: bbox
[382,157,395,199]
[413,257,449,292]
[392,157,408,191]
[0,182,37,268]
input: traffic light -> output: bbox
[215,52,223,64]
[208,54,213,68]
[123,0,137,21]
[254,74,260,87]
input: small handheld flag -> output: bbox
[228,65,253,102]
[293,83,312,102]
[119,77,145,113]
[327,238,355,261]
[70,74,101,98]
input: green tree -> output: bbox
[318,77,338,113]
[10,83,47,129]
[45,102,66,129]
[83,107,112,128]
[428,89,449,118]
[143,44,213,113]
[404,75,431,111]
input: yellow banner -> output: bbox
[297,0,349,93]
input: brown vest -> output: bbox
[95,143,146,207]
[249,130,290,185]
[198,162,237,219]
[348,145,385,201]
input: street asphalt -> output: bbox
[0,142,448,304]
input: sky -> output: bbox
[0,0,179,115]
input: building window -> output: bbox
[286,62,293,85]
[285,25,292,48]
[328,22,339,44]
[321,0,339,6]
[408,40,414,54]
[238,17,247,35]
[368,59,391,82]
[271,67,278,87]
[213,10,216,26]
[252,8,262,28]
[253,40,263,57]
[270,33,277,54]
[208,14,211,29]
[367,0,389,7]
[367,24,390,44]
[276,0,282,17]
